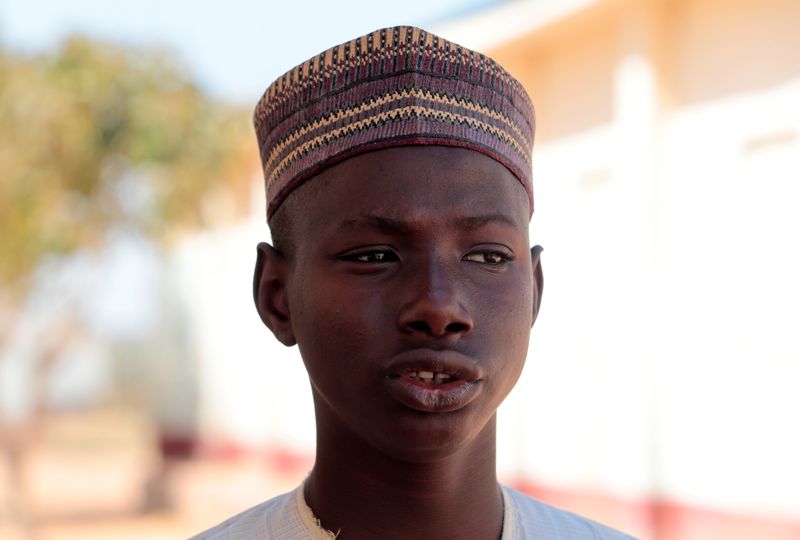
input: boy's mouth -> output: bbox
[383,349,483,382]
[383,350,483,412]
[402,370,456,384]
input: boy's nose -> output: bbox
[397,261,474,338]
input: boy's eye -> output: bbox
[462,250,512,266]
[340,249,398,263]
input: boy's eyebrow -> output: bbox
[457,213,517,230]
[338,213,517,233]
[338,215,412,234]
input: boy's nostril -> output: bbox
[445,322,470,334]
[405,320,471,335]
[406,321,431,333]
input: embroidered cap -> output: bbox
[254,25,535,220]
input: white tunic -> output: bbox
[192,484,636,539]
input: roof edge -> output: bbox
[432,0,603,52]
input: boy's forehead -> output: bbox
[254,25,536,223]
[299,145,531,234]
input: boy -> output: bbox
[195,26,633,539]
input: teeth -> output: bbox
[405,370,455,384]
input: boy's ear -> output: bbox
[530,245,544,327]
[253,242,297,346]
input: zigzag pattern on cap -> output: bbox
[254,25,536,220]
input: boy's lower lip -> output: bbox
[384,374,481,412]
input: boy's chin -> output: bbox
[364,412,497,465]
[313,391,499,465]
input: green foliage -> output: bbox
[0,37,253,293]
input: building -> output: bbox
[436,0,800,537]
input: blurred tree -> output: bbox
[0,37,257,528]
[0,37,255,306]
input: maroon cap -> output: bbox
[254,25,535,220]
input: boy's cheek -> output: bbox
[292,288,387,365]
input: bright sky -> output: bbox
[0,0,501,103]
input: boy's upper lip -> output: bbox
[383,348,484,382]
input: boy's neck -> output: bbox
[304,415,504,540]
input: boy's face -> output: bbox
[256,145,542,462]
